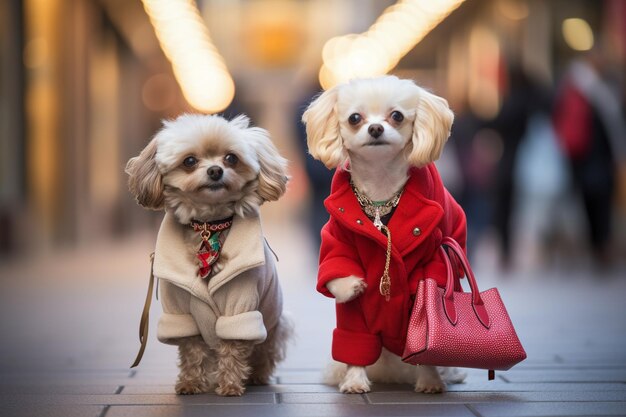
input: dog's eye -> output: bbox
[224,153,239,167]
[348,113,362,126]
[182,156,198,168]
[391,111,404,123]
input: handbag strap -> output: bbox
[130,252,155,368]
[440,237,491,329]
[442,237,482,304]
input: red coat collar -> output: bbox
[324,166,444,257]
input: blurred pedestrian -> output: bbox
[294,85,334,249]
[552,50,626,268]
[490,64,551,269]
[449,100,490,261]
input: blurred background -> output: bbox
[1,0,625,270]
[0,0,625,375]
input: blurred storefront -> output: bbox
[1,0,176,254]
[0,0,624,261]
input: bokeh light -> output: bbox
[319,0,466,89]
[562,18,594,51]
[141,0,234,113]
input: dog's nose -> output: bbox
[207,166,223,181]
[368,124,384,138]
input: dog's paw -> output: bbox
[175,381,207,395]
[340,380,371,394]
[327,276,367,303]
[215,383,246,397]
[415,381,446,394]
[339,366,371,394]
[415,365,446,394]
[415,376,446,394]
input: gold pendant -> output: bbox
[379,272,391,301]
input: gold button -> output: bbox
[412,227,421,236]
[356,219,363,225]
[339,207,345,213]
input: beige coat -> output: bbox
[153,211,282,347]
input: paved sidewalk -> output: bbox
[0,219,625,417]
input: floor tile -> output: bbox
[106,403,476,417]
[502,369,626,383]
[447,382,626,392]
[0,405,104,417]
[0,393,275,406]
[473,402,626,417]
[0,385,119,395]
[120,383,340,394]
[276,372,324,384]
[280,392,367,404]
[366,390,626,404]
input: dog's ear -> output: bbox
[248,127,289,202]
[126,137,164,209]
[301,86,346,169]
[406,86,454,167]
[229,114,251,129]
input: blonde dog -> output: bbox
[303,76,467,393]
[126,114,292,396]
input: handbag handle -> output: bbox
[440,237,491,329]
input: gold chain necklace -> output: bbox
[350,180,403,229]
[350,181,404,301]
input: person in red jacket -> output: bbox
[303,76,467,394]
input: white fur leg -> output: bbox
[339,366,371,394]
[415,365,446,394]
[327,276,367,303]
[322,350,466,393]
[438,366,467,385]
[365,348,416,384]
[322,361,347,386]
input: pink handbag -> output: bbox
[402,237,526,378]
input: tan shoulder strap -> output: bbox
[130,252,155,368]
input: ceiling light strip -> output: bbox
[320,0,466,89]
[142,0,234,113]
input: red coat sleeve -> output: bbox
[317,218,366,298]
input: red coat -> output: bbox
[317,164,467,366]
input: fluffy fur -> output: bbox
[126,113,291,396]
[303,76,463,393]
[127,114,288,224]
[324,350,467,394]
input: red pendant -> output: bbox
[197,239,220,279]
